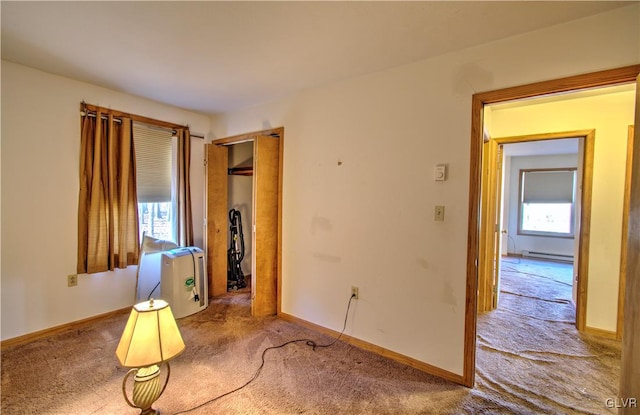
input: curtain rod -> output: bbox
[80,110,205,139]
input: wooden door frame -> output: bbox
[464,65,640,388]
[617,126,634,340]
[620,75,640,414]
[478,131,594,333]
[209,127,284,315]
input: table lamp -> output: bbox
[116,299,185,415]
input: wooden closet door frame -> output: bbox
[208,127,284,315]
[205,144,229,298]
[252,135,280,316]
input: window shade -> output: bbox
[521,170,575,203]
[133,122,172,203]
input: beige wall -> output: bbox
[1,61,211,340]
[213,5,639,375]
[490,88,636,332]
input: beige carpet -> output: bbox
[467,258,621,415]
[1,259,621,414]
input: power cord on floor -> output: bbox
[504,234,520,264]
[173,293,357,415]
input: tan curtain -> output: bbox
[78,110,140,274]
[175,128,194,246]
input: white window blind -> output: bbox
[133,122,172,203]
[521,169,575,203]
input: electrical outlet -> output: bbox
[351,286,359,299]
[68,274,78,287]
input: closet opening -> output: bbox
[205,128,283,317]
[227,141,254,295]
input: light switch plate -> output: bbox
[435,164,446,181]
[434,205,445,221]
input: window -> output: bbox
[518,168,576,237]
[133,122,175,242]
[78,102,193,269]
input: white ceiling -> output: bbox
[503,138,579,157]
[1,1,632,115]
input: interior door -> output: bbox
[618,75,640,415]
[478,139,502,311]
[617,125,634,339]
[252,135,279,317]
[478,140,490,312]
[619,75,640,413]
[492,144,504,308]
[205,144,228,297]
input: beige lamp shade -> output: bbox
[116,299,185,368]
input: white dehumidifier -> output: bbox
[160,247,208,319]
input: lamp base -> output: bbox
[122,363,171,415]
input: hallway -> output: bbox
[470,258,622,414]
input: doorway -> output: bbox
[227,141,254,295]
[205,127,284,317]
[478,131,591,332]
[462,65,640,388]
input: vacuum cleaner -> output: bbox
[227,208,247,291]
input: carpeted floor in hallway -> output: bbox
[467,258,621,414]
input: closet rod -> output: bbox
[80,110,205,139]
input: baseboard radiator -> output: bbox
[521,250,574,263]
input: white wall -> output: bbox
[1,61,211,340]
[490,89,636,332]
[213,5,639,375]
[504,154,578,257]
